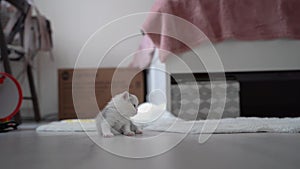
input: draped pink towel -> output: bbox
[130,0,300,69]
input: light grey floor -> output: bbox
[1,125,300,169]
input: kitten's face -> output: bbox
[113,91,139,118]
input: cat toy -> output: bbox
[0,72,22,132]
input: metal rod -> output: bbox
[27,64,41,122]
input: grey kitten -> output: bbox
[95,91,142,137]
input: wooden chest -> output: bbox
[58,68,145,120]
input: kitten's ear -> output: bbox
[122,91,129,100]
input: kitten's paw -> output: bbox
[124,131,135,136]
[135,130,143,134]
[103,133,114,138]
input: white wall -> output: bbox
[34,0,155,117]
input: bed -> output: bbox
[130,0,300,117]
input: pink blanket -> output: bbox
[130,0,300,69]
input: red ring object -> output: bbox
[0,76,5,84]
[0,72,23,122]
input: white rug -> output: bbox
[36,111,300,134]
[145,113,300,134]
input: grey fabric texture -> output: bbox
[171,81,240,120]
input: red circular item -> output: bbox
[0,72,23,122]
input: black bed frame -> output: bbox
[171,70,300,117]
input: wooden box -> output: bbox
[58,68,145,120]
